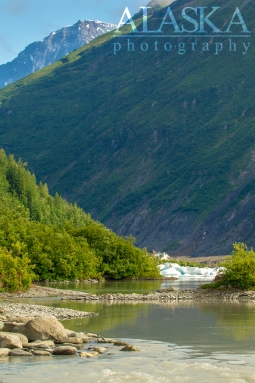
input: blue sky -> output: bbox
[0,0,144,64]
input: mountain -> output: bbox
[0,20,116,88]
[0,0,254,257]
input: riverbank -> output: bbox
[1,284,255,302]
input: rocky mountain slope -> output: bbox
[0,20,116,88]
[0,0,254,256]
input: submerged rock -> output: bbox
[120,345,139,352]
[52,346,77,355]
[114,341,129,346]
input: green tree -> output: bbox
[219,243,255,289]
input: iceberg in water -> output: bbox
[159,262,222,278]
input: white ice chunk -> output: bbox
[159,263,223,278]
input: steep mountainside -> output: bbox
[0,0,254,256]
[0,20,116,88]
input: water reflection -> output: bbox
[40,277,214,294]
[13,297,255,353]
[200,301,255,341]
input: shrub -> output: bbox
[218,243,255,289]
[0,248,36,292]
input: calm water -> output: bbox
[1,280,255,383]
[41,277,214,294]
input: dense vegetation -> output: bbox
[0,150,159,291]
[0,0,254,255]
[203,243,255,290]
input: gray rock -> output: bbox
[52,346,77,355]
[0,333,23,349]
[13,318,68,343]
[9,348,33,356]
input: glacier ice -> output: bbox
[159,262,222,278]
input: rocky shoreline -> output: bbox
[0,303,97,321]
[60,288,255,302]
[1,284,255,302]
[0,312,138,360]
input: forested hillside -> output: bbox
[0,150,159,291]
[0,0,254,256]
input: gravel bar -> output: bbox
[0,303,98,320]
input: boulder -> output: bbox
[0,321,3,330]
[74,333,89,342]
[79,351,99,357]
[61,343,84,350]
[12,333,28,347]
[9,349,33,357]
[88,347,107,354]
[65,337,83,344]
[0,307,6,314]
[0,348,10,357]
[52,346,77,355]
[32,350,51,356]
[13,318,67,343]
[0,315,7,321]
[2,322,19,332]
[7,316,34,324]
[114,341,129,346]
[120,345,139,352]
[26,340,55,349]
[0,333,23,349]
[65,329,76,337]
[85,332,98,338]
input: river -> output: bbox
[1,280,255,383]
